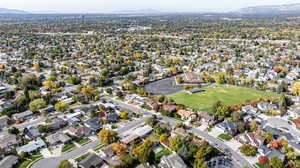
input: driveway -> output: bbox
[111,99,252,168]
[31,118,148,168]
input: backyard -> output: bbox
[169,84,279,113]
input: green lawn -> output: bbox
[62,143,76,153]
[75,138,91,146]
[17,160,32,168]
[93,144,105,152]
[169,84,279,113]
[218,133,233,141]
[255,163,265,168]
[17,154,43,168]
[74,153,90,162]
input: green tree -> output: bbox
[279,94,289,116]
[212,101,222,113]
[19,152,28,159]
[194,141,213,160]
[145,116,158,127]
[98,129,117,145]
[119,112,129,119]
[269,157,284,168]
[232,111,241,121]
[57,160,73,168]
[216,104,230,117]
[132,140,155,163]
[193,158,208,168]
[260,132,274,143]
[239,144,257,157]
[29,98,47,112]
[8,127,20,135]
[170,136,184,152]
[55,101,69,112]
[215,74,225,84]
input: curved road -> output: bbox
[112,99,252,168]
[32,98,252,168]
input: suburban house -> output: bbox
[12,110,33,121]
[106,113,119,122]
[177,110,193,120]
[0,115,8,130]
[0,155,19,168]
[120,125,153,145]
[49,118,68,130]
[104,155,123,167]
[241,105,258,114]
[257,102,278,112]
[235,132,264,147]
[120,134,140,145]
[136,163,152,168]
[171,128,189,137]
[162,105,177,112]
[216,120,238,136]
[39,105,55,114]
[84,118,102,133]
[288,106,300,118]
[182,72,204,84]
[77,153,104,168]
[258,145,285,161]
[46,132,72,146]
[0,133,19,152]
[68,126,92,138]
[205,156,232,168]
[99,144,115,158]
[159,153,187,168]
[16,137,46,154]
[198,112,216,125]
[24,127,41,139]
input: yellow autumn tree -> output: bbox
[292,82,300,96]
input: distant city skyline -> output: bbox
[0,0,299,13]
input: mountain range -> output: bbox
[0,3,300,15]
[238,3,300,14]
[0,8,28,14]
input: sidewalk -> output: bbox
[204,127,258,165]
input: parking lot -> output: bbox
[144,77,183,96]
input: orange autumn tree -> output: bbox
[112,143,128,156]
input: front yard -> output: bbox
[62,143,76,153]
[75,137,92,146]
[218,133,233,141]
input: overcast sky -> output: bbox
[0,0,299,13]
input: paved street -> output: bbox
[31,117,147,168]
[112,99,252,168]
[31,98,253,168]
[15,117,46,129]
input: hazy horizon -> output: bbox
[0,0,299,13]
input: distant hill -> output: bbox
[116,9,162,14]
[238,3,300,14]
[0,8,29,14]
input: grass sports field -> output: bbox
[169,84,279,113]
